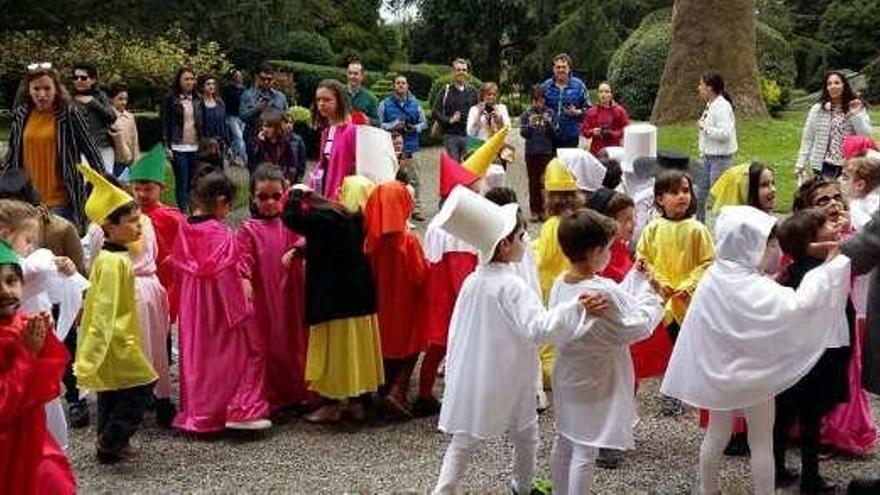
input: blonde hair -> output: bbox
[849,156,880,191]
[0,199,39,233]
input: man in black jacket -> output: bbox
[433,58,478,161]
[72,62,117,174]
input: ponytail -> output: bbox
[702,71,734,110]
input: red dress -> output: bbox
[141,201,185,321]
[364,182,429,358]
[0,313,76,495]
[600,238,673,381]
[581,103,629,155]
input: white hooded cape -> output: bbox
[660,206,851,410]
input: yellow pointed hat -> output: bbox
[463,126,509,177]
[709,162,750,214]
[77,163,134,224]
[544,158,579,192]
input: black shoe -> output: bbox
[776,468,800,488]
[68,399,90,429]
[801,476,838,494]
[596,448,623,469]
[155,398,177,429]
[411,212,426,222]
[847,478,880,494]
[411,397,442,417]
[723,432,750,457]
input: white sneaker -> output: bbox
[225,419,272,430]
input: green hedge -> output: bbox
[427,73,484,109]
[863,56,880,105]
[607,11,796,120]
[268,60,380,108]
[269,31,335,66]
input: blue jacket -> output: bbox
[541,77,590,143]
[378,93,427,155]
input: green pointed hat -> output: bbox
[129,144,169,185]
[0,240,20,266]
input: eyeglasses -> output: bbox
[74,75,90,81]
[26,62,52,72]
[257,192,283,201]
[813,193,844,207]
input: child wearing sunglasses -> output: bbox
[237,164,310,415]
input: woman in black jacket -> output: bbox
[3,64,104,230]
[160,67,204,211]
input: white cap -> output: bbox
[484,164,507,190]
[557,148,606,192]
[436,185,520,263]
[355,126,399,184]
[623,123,657,173]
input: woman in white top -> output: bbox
[697,71,738,222]
[467,82,511,141]
[796,71,872,183]
[108,82,139,179]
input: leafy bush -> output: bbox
[269,60,379,108]
[267,31,335,66]
[0,26,230,111]
[607,11,796,120]
[287,106,313,126]
[427,73,484,109]
[817,0,880,73]
[761,78,784,116]
[499,93,530,119]
[371,72,397,99]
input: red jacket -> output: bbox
[582,103,629,155]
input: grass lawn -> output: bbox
[657,110,880,213]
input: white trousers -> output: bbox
[550,434,598,495]
[433,422,539,494]
[699,400,775,495]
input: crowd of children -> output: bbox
[4,115,880,495]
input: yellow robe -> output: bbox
[533,215,572,386]
[636,217,715,325]
[75,247,157,391]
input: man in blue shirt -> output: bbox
[240,63,288,169]
[541,53,590,149]
[379,76,427,220]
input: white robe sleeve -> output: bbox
[501,278,587,346]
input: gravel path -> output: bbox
[69,136,880,493]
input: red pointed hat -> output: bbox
[439,151,479,198]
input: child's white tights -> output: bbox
[433,422,539,494]
[699,400,775,495]
[550,433,598,495]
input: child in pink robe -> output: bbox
[171,169,271,433]
[85,215,175,427]
[238,164,309,413]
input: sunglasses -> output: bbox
[27,62,52,72]
[256,192,283,201]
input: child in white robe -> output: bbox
[661,206,851,495]
[432,186,604,495]
[548,208,663,494]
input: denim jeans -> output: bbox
[698,153,735,222]
[227,116,246,163]
[443,134,469,162]
[171,150,199,211]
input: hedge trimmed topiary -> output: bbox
[270,31,335,66]
[607,11,796,120]
[269,60,379,108]
[390,63,447,100]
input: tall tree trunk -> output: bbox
[651,0,767,124]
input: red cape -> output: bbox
[0,313,76,495]
[141,201,185,322]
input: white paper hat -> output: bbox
[484,164,507,190]
[557,148,606,192]
[355,126,399,184]
[436,185,520,263]
[623,123,657,173]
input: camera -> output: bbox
[484,103,495,114]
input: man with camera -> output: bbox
[541,53,590,149]
[379,75,428,219]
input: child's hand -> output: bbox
[23,312,51,354]
[281,248,297,267]
[54,257,76,276]
[242,279,254,300]
[579,293,609,317]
